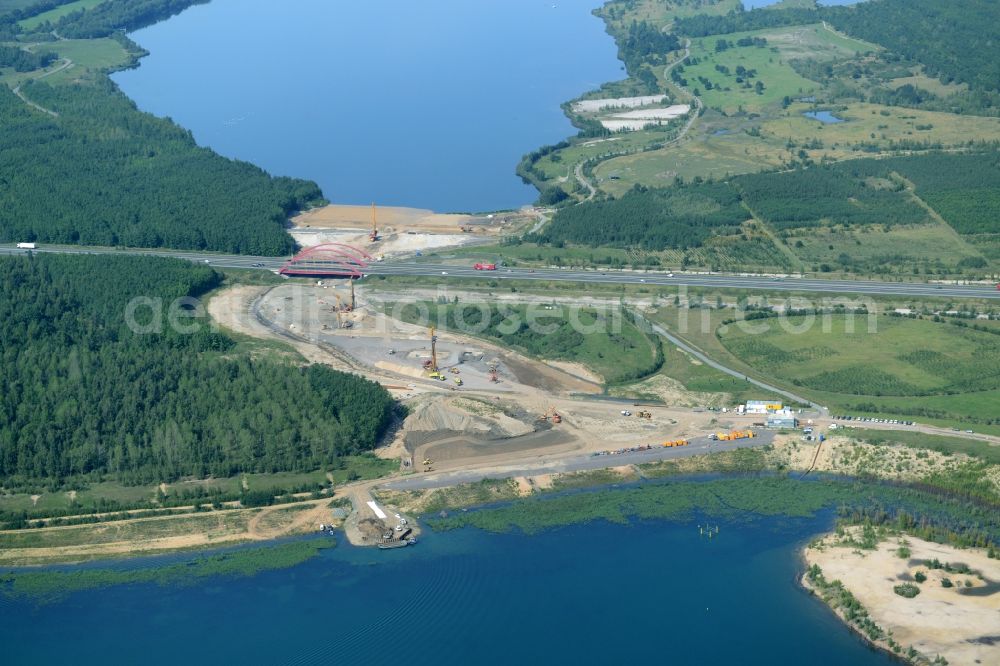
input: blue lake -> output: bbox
[112,0,622,212]
[1,514,892,665]
[804,110,845,123]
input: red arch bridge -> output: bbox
[278,243,374,278]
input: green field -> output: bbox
[531,0,1000,222]
[718,315,1000,396]
[17,0,106,30]
[45,37,131,78]
[781,222,980,276]
[683,24,869,114]
[645,306,1000,433]
[594,101,1000,197]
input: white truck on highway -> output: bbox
[17,242,37,250]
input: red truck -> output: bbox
[474,263,497,271]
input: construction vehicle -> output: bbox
[449,367,461,374]
[333,295,353,328]
[487,359,500,383]
[663,439,689,448]
[429,371,446,381]
[348,279,356,311]
[539,406,562,424]
[710,430,756,442]
[473,262,497,271]
[423,326,442,376]
[369,202,379,242]
[459,225,473,233]
[636,410,652,419]
[453,377,463,386]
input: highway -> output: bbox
[2,243,999,300]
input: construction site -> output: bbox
[287,202,539,262]
[205,267,791,547]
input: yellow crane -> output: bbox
[369,202,379,242]
[349,278,356,311]
[424,327,444,380]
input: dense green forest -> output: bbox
[0,43,55,70]
[0,0,207,36]
[735,165,926,230]
[0,254,395,487]
[53,0,209,39]
[534,149,1000,253]
[619,19,681,72]
[0,82,319,253]
[674,0,1000,95]
[532,182,745,250]
[0,0,323,255]
[858,152,1000,235]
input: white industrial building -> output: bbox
[738,400,784,415]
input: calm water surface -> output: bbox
[113,0,622,212]
[1,515,893,665]
[803,110,845,123]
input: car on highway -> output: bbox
[441,271,448,275]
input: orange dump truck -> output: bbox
[663,439,689,448]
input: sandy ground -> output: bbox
[805,532,1000,665]
[294,204,476,232]
[608,105,691,120]
[543,360,604,385]
[601,105,691,131]
[573,95,667,113]
[289,203,536,259]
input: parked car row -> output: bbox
[833,415,914,426]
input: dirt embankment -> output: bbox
[401,395,535,446]
[293,204,475,233]
[804,531,1000,666]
